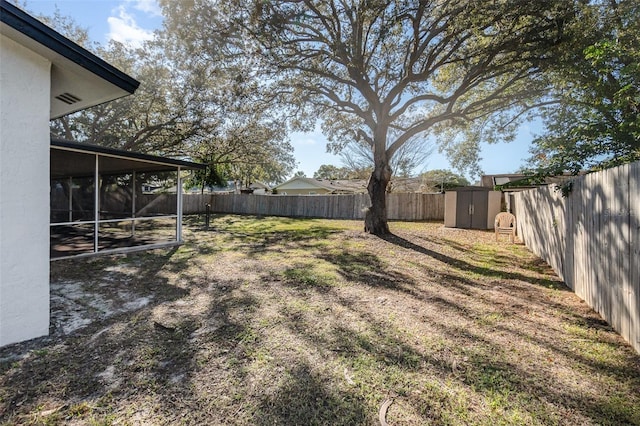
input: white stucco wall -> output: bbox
[0,35,51,346]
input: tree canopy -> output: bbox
[313,164,370,180]
[43,7,296,188]
[313,165,350,180]
[527,0,640,175]
[39,1,635,231]
[419,169,470,192]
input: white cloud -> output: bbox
[107,5,154,48]
[129,0,162,17]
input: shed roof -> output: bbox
[480,172,584,191]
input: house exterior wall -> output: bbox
[275,180,332,195]
[0,35,51,346]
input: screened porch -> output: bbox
[50,140,204,259]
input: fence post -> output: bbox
[205,203,211,230]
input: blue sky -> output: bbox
[21,0,539,181]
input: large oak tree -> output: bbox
[171,0,574,234]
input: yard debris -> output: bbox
[153,321,177,332]
[343,367,355,385]
[378,397,394,426]
[38,404,67,417]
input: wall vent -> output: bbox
[55,92,82,105]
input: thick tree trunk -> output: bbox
[364,163,392,235]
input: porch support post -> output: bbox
[94,154,99,253]
[131,171,136,237]
[68,176,73,222]
[177,167,183,242]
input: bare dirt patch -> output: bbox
[1,215,639,425]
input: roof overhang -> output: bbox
[51,139,205,179]
[1,1,140,119]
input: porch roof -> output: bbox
[51,139,205,179]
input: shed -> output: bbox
[1,1,140,346]
[444,187,502,229]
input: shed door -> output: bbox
[455,191,473,228]
[470,192,488,229]
[455,191,489,229]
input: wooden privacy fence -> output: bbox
[141,192,445,220]
[211,193,444,220]
[211,193,370,219]
[512,161,640,353]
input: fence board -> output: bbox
[631,164,640,349]
[623,169,631,343]
[513,161,640,353]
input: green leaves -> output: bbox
[419,169,470,192]
[529,0,640,175]
[45,1,297,188]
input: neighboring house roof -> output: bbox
[51,139,205,179]
[274,176,454,194]
[273,177,368,194]
[249,181,271,190]
[1,0,140,118]
[328,179,368,193]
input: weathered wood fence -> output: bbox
[512,161,640,353]
[142,193,445,220]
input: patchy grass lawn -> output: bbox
[1,215,639,425]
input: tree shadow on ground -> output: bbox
[318,250,414,290]
[2,220,639,425]
[254,363,368,426]
[0,264,265,424]
[381,233,570,291]
[312,232,640,425]
[0,249,197,421]
[187,215,344,258]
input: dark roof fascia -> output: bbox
[51,139,206,170]
[1,0,140,94]
[445,186,493,192]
